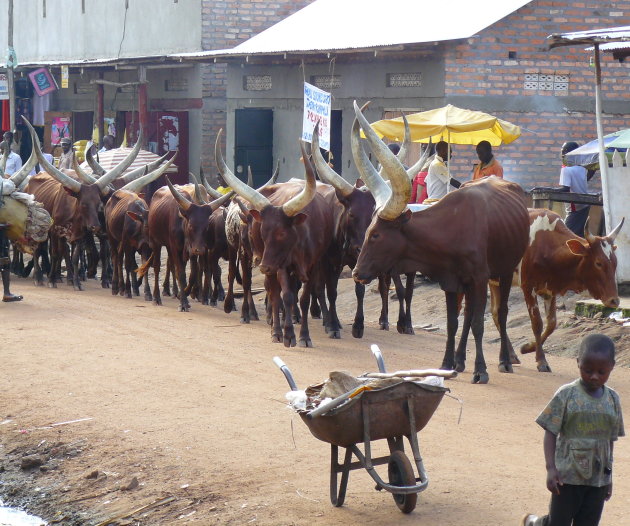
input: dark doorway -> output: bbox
[329,109,342,174]
[235,109,273,188]
[73,111,94,141]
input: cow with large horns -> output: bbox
[137,178,232,312]
[311,115,431,337]
[489,209,624,372]
[104,154,178,300]
[23,117,143,290]
[216,130,337,347]
[351,101,530,383]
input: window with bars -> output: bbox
[524,73,569,93]
[243,75,272,91]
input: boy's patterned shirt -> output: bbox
[536,379,624,487]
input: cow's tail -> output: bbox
[235,251,243,285]
[136,253,154,278]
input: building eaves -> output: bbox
[547,25,630,49]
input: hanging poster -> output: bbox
[158,115,179,152]
[302,82,331,151]
[61,65,69,89]
[28,67,57,96]
[0,74,8,100]
[51,116,71,146]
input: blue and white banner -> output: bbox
[302,82,331,151]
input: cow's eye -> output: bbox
[595,260,603,269]
[371,232,379,240]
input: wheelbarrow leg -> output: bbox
[406,397,429,484]
[330,445,352,507]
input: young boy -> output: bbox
[522,334,624,526]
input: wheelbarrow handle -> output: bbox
[370,344,387,373]
[273,356,299,391]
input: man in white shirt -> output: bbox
[559,141,596,235]
[1,132,23,176]
[425,141,460,200]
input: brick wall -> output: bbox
[445,0,630,188]
[200,0,313,178]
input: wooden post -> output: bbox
[594,43,612,233]
[7,0,15,133]
[138,65,148,148]
[97,72,104,146]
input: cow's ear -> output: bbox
[399,208,413,225]
[355,178,365,188]
[62,186,79,198]
[612,244,618,251]
[292,213,308,226]
[566,239,587,256]
[250,209,262,223]
[126,211,142,223]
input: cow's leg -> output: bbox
[185,255,198,300]
[62,240,73,286]
[109,239,120,295]
[533,295,556,373]
[71,239,84,291]
[352,281,366,339]
[123,247,136,299]
[33,243,44,286]
[152,246,162,306]
[298,278,315,348]
[323,267,341,339]
[129,251,140,297]
[496,275,514,374]
[395,273,415,335]
[378,275,390,330]
[441,291,460,371]
[310,288,322,319]
[173,254,190,312]
[489,281,519,364]
[210,254,223,306]
[520,289,551,372]
[141,248,153,302]
[84,233,98,279]
[224,247,237,314]
[99,235,111,289]
[469,283,489,384]
[115,242,126,296]
[243,255,258,322]
[265,275,283,343]
[47,236,59,288]
[162,256,171,296]
[277,270,297,347]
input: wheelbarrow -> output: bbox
[274,345,454,513]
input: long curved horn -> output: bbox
[165,175,192,212]
[215,128,270,211]
[282,141,316,217]
[312,122,353,197]
[22,116,81,193]
[406,137,433,181]
[397,113,411,163]
[351,102,392,214]
[197,167,222,199]
[247,166,254,187]
[209,190,235,212]
[0,146,9,176]
[118,152,169,186]
[9,147,38,187]
[583,218,597,244]
[95,129,144,193]
[606,217,625,243]
[122,152,178,194]
[72,154,98,184]
[86,145,106,176]
[193,181,207,204]
[257,160,280,190]
[353,100,410,219]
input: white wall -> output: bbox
[607,151,630,284]
[1,0,202,63]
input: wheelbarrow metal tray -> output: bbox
[300,381,447,448]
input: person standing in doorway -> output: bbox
[558,141,596,236]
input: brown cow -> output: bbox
[351,101,530,383]
[216,131,337,347]
[23,118,143,290]
[104,155,177,299]
[489,208,624,372]
[311,119,431,337]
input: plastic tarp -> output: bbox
[367,105,521,146]
[564,131,629,168]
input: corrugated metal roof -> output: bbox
[548,25,630,49]
[172,0,532,60]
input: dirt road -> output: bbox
[1,274,628,525]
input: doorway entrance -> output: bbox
[235,108,273,188]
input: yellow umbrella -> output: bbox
[368,104,521,146]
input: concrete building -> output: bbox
[197,0,630,190]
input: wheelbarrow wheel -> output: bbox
[388,450,417,513]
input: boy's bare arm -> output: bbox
[544,430,562,494]
[606,441,614,501]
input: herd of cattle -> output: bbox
[8,106,625,384]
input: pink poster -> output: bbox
[51,117,71,146]
[28,68,57,96]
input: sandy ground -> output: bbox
[0,269,628,526]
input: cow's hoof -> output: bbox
[352,325,364,339]
[74,284,83,291]
[441,361,455,371]
[455,362,466,373]
[472,372,489,384]
[177,305,190,312]
[509,353,521,365]
[224,300,234,313]
[379,322,389,331]
[210,300,217,307]
[498,363,513,373]
[33,281,44,287]
[240,317,251,324]
[298,338,313,348]
[251,313,259,321]
[119,289,125,297]
[520,343,535,354]
[111,288,118,296]
[162,289,171,297]
[328,330,341,339]
[144,294,153,302]
[152,299,162,306]
[102,281,110,289]
[398,325,414,335]
[537,362,552,373]
[125,293,132,299]
[284,335,296,348]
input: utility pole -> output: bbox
[7,0,15,132]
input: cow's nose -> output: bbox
[606,297,620,309]
[253,256,261,267]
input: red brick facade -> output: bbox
[200,0,312,174]
[445,1,630,187]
